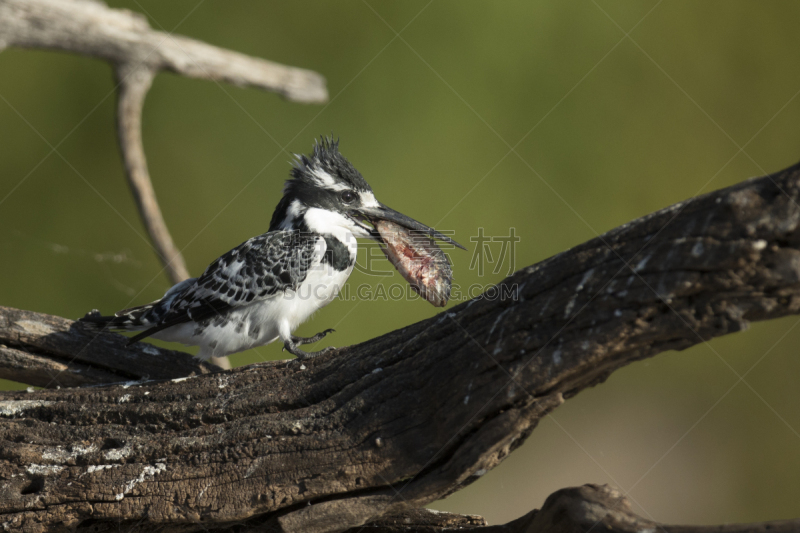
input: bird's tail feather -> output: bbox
[79,303,158,332]
[78,277,197,334]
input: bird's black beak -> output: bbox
[353,203,466,250]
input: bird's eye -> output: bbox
[340,190,356,203]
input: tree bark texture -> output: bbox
[2,161,800,532]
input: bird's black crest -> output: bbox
[289,136,370,191]
[270,137,372,230]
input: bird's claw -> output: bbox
[290,329,336,346]
[292,346,336,360]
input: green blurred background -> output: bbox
[2,0,800,526]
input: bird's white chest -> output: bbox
[294,258,353,309]
[268,232,356,335]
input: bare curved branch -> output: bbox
[0,0,327,289]
[114,63,191,283]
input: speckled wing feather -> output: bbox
[127,230,321,343]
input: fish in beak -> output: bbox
[352,203,466,250]
[351,203,465,307]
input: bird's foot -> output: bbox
[291,328,335,346]
[283,339,336,360]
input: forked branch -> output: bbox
[0,0,328,285]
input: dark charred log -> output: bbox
[3,161,800,532]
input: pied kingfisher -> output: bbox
[81,137,464,360]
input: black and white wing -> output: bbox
[127,230,321,343]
